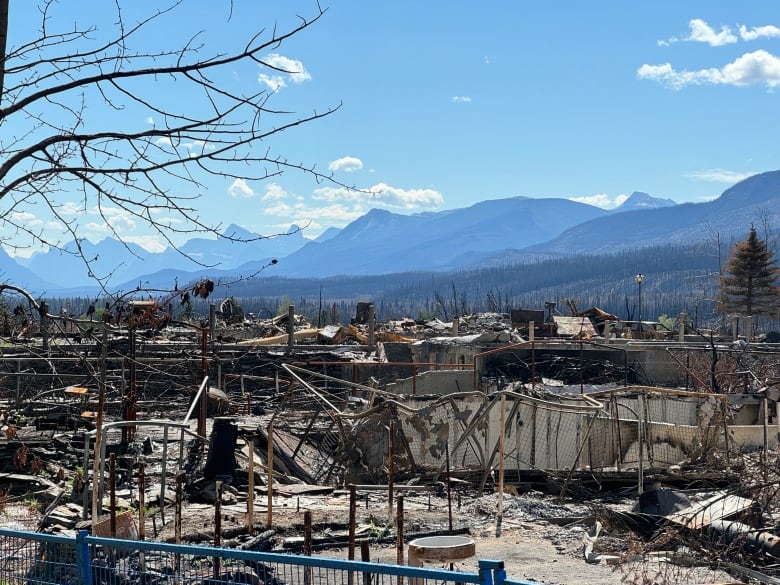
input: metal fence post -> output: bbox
[76,530,94,585]
[478,559,502,585]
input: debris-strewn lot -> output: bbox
[2,308,780,585]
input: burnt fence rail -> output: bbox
[0,527,538,585]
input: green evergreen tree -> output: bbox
[718,226,780,316]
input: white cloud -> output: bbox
[261,183,288,201]
[259,182,444,234]
[261,195,363,229]
[328,156,363,173]
[313,183,443,210]
[77,206,138,239]
[154,136,214,152]
[228,178,254,198]
[569,193,628,209]
[263,201,295,217]
[10,211,43,227]
[124,235,166,253]
[371,183,444,208]
[264,200,366,228]
[685,19,737,46]
[661,19,780,47]
[258,53,311,91]
[686,169,756,183]
[739,24,780,41]
[300,204,365,222]
[637,50,780,89]
[451,96,472,103]
[484,56,491,65]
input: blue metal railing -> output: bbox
[0,527,540,585]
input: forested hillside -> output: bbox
[51,242,728,330]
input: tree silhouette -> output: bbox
[0,1,341,288]
[718,226,780,316]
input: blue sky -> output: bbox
[6,1,780,254]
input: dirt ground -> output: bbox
[313,497,738,585]
[151,488,738,585]
[356,523,737,585]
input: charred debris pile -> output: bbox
[1,296,780,581]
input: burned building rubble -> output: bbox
[2,299,780,583]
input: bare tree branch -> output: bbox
[0,0,348,288]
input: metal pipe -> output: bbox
[350,484,439,492]
[184,377,210,423]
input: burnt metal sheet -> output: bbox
[666,492,754,529]
[275,484,334,497]
[511,309,545,325]
[576,307,620,321]
[552,316,597,337]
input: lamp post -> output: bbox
[634,273,644,336]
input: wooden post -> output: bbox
[198,328,208,444]
[214,480,222,579]
[496,393,506,537]
[361,541,372,585]
[122,327,137,445]
[304,510,312,585]
[763,396,769,482]
[637,391,644,495]
[396,494,404,567]
[368,304,376,352]
[160,425,169,525]
[138,462,146,541]
[348,485,357,561]
[175,473,183,544]
[287,305,295,353]
[387,421,394,520]
[91,323,108,525]
[446,441,453,533]
[267,421,274,527]
[175,473,183,573]
[247,435,255,534]
[109,453,117,537]
[39,302,49,350]
[304,510,312,556]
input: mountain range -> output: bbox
[6,170,780,297]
